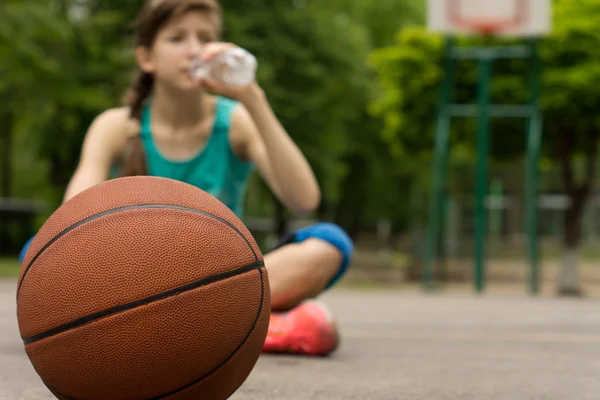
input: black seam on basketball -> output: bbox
[46,265,266,400]
[17,203,259,298]
[22,261,263,345]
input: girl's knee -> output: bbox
[293,222,353,288]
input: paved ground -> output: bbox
[2,279,600,400]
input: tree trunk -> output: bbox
[1,111,12,199]
[49,156,65,188]
[333,155,367,240]
[317,200,328,222]
[0,111,12,254]
[273,197,287,239]
[556,128,599,296]
[559,191,585,296]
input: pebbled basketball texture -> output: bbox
[16,176,270,400]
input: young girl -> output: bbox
[20,0,353,356]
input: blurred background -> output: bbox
[1,0,599,297]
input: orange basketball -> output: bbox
[16,176,270,400]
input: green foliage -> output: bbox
[370,28,445,161]
[1,1,134,206]
[370,0,600,163]
[220,2,374,210]
[0,258,21,278]
[541,0,600,124]
[219,0,423,224]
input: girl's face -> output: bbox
[137,10,219,91]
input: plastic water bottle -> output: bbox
[189,47,258,87]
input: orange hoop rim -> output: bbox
[453,18,523,36]
[447,0,529,36]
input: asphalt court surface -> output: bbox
[2,279,600,399]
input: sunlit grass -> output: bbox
[0,258,20,277]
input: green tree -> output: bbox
[537,0,600,295]
[2,0,133,207]
[308,0,429,236]
[370,0,600,294]
[0,1,73,200]
[219,0,375,233]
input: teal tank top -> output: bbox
[139,96,254,217]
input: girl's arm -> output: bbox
[198,43,321,214]
[63,108,131,203]
[231,85,321,215]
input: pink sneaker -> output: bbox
[263,300,339,356]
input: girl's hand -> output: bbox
[195,42,258,102]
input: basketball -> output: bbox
[15,176,270,400]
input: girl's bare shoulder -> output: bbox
[87,107,140,149]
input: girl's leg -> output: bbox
[264,222,353,311]
[261,222,354,356]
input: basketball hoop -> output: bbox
[447,0,528,36]
[427,0,550,38]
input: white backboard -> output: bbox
[427,0,551,37]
